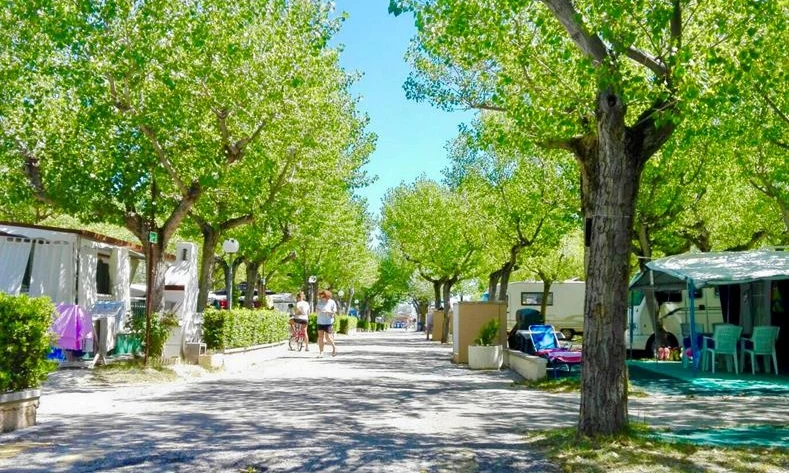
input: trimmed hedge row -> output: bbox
[0,293,57,392]
[356,320,386,331]
[203,308,289,351]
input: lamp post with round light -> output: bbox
[337,290,345,314]
[308,275,317,312]
[223,239,240,310]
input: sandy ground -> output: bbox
[0,330,786,472]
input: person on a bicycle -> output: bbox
[289,291,310,351]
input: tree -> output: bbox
[445,127,580,301]
[381,178,487,342]
[518,230,585,327]
[390,0,771,435]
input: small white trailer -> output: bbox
[507,280,585,338]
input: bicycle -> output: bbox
[289,320,308,352]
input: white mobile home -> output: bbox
[0,222,200,354]
[507,280,585,337]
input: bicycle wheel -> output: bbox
[296,335,305,352]
[289,334,298,351]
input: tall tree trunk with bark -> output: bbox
[196,226,220,313]
[575,89,671,436]
[244,262,259,309]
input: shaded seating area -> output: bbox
[526,324,582,377]
[629,249,789,376]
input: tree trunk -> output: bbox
[196,228,220,313]
[541,279,553,318]
[441,280,453,343]
[488,270,501,301]
[244,262,259,309]
[577,90,643,436]
[433,281,442,309]
[498,263,513,301]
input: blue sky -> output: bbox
[332,1,472,218]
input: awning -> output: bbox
[629,248,789,290]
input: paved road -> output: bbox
[1,330,566,473]
[3,330,787,472]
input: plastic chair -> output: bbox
[528,324,582,376]
[739,325,780,375]
[701,324,743,374]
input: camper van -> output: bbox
[507,281,585,338]
[626,287,723,354]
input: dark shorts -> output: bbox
[291,317,308,326]
[317,324,333,333]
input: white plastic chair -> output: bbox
[739,326,780,375]
[701,324,742,374]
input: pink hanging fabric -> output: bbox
[51,303,94,350]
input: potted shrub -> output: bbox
[468,319,503,370]
[0,294,58,432]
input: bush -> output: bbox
[376,322,386,331]
[336,315,357,334]
[126,311,179,359]
[474,319,499,346]
[357,319,368,331]
[203,308,289,350]
[0,294,58,392]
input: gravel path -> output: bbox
[2,330,786,472]
[1,331,565,473]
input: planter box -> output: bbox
[199,341,287,371]
[468,345,503,370]
[505,349,547,380]
[0,389,41,433]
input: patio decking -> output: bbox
[628,359,789,397]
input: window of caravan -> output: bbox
[522,292,553,306]
[654,289,703,305]
[96,254,111,295]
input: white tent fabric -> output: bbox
[110,247,131,313]
[630,249,789,289]
[0,237,32,294]
[78,247,98,309]
[29,240,73,303]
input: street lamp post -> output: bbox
[308,275,317,312]
[337,290,345,314]
[223,239,240,310]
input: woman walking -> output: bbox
[316,289,338,357]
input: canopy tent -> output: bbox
[630,249,789,290]
[629,248,789,372]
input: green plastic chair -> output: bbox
[739,326,780,375]
[701,324,742,374]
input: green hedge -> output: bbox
[203,308,289,350]
[0,294,57,392]
[376,322,386,331]
[337,315,357,334]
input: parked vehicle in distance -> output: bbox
[626,287,723,355]
[507,281,585,339]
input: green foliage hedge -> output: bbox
[126,312,179,359]
[203,308,289,350]
[0,294,57,392]
[337,315,357,334]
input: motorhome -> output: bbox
[626,287,723,354]
[507,280,585,338]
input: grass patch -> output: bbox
[511,377,648,398]
[525,425,789,473]
[512,376,582,393]
[92,358,178,384]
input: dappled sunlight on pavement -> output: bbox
[1,330,564,473]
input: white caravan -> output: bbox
[507,280,585,338]
[626,287,723,354]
